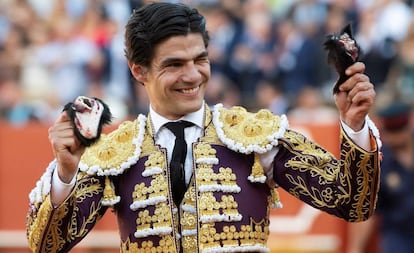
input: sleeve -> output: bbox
[26,163,108,253]
[50,166,77,207]
[340,118,372,151]
[273,125,380,222]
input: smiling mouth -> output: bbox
[179,86,200,94]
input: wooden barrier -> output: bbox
[0,120,373,253]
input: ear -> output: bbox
[128,62,148,84]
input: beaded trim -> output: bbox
[28,159,56,205]
[366,115,382,149]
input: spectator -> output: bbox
[39,16,103,105]
[346,102,414,253]
[383,20,414,104]
[254,78,288,115]
[287,85,338,125]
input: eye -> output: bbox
[196,56,209,65]
[83,98,91,107]
[166,61,183,68]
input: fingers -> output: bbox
[49,113,73,144]
[347,81,375,103]
[48,111,85,183]
[339,61,375,103]
[345,61,365,76]
[339,72,370,92]
[338,76,375,108]
[48,112,79,153]
[334,61,376,131]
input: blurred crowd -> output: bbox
[1,0,414,125]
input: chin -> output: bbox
[187,99,204,111]
[176,100,203,115]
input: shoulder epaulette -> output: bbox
[79,115,147,176]
[212,104,288,154]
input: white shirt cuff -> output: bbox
[51,166,77,206]
[340,119,372,151]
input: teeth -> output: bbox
[180,87,199,94]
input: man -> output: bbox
[27,2,381,253]
[347,102,414,253]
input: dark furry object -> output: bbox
[63,96,112,147]
[324,23,361,94]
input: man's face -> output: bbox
[382,127,411,151]
[139,33,210,119]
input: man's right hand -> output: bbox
[48,112,85,183]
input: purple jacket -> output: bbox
[27,105,381,252]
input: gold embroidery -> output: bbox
[153,202,173,229]
[198,190,242,224]
[282,130,343,208]
[182,234,197,253]
[130,173,169,210]
[129,128,176,244]
[199,219,270,252]
[249,153,266,182]
[270,187,283,208]
[75,175,103,201]
[144,152,166,173]
[197,165,216,186]
[80,120,139,172]
[121,236,176,252]
[69,177,104,242]
[132,183,147,203]
[140,118,162,157]
[194,143,217,160]
[27,196,55,251]
[69,200,102,241]
[181,180,198,253]
[341,130,379,221]
[280,128,378,221]
[218,167,236,185]
[27,176,105,253]
[151,176,168,198]
[134,203,174,240]
[46,201,70,252]
[136,210,151,231]
[102,176,119,206]
[199,192,220,217]
[199,106,221,144]
[215,105,286,152]
[220,195,239,215]
[200,224,220,249]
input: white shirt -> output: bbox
[150,104,204,185]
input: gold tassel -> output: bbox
[249,153,266,182]
[102,176,120,206]
[271,188,283,208]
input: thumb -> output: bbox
[55,111,71,124]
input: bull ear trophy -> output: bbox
[323,23,361,94]
[63,96,112,146]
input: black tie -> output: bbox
[164,121,193,206]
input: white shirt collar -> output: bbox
[149,103,205,135]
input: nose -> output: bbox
[181,61,202,83]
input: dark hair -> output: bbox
[124,2,209,67]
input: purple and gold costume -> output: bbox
[27,104,381,252]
